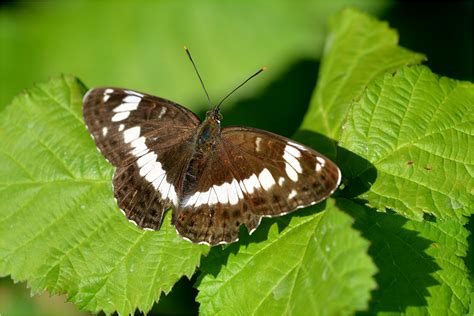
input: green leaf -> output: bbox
[340,65,474,220]
[0,75,209,315]
[197,199,377,315]
[299,8,425,142]
[470,292,474,316]
[339,199,471,315]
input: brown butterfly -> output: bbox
[83,48,341,245]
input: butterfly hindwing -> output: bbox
[83,88,200,229]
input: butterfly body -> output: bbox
[83,88,341,245]
[196,112,221,147]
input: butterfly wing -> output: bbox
[222,127,341,215]
[173,127,341,245]
[83,88,200,229]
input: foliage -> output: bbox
[0,6,471,316]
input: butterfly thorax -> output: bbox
[196,109,222,149]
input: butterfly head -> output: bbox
[206,107,223,122]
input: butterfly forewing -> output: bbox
[83,88,199,229]
[223,128,341,214]
[83,88,200,165]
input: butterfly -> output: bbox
[82,48,341,245]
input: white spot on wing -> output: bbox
[196,190,210,207]
[209,188,218,204]
[256,137,262,152]
[137,152,156,168]
[168,185,178,205]
[232,179,244,199]
[130,137,147,156]
[316,156,326,167]
[123,126,141,143]
[316,163,322,172]
[183,170,280,207]
[118,124,125,131]
[96,89,113,102]
[214,183,229,204]
[123,95,142,104]
[112,111,130,122]
[139,159,154,177]
[185,178,245,208]
[133,135,170,207]
[185,191,200,207]
[288,190,297,199]
[114,102,139,112]
[243,174,260,194]
[286,163,298,182]
[289,141,307,151]
[227,181,239,205]
[283,145,303,173]
[278,177,285,186]
[151,174,165,190]
[102,127,108,136]
[258,168,275,190]
[285,144,301,158]
[158,107,167,119]
[124,90,144,97]
[145,161,165,183]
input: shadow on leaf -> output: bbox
[336,198,440,313]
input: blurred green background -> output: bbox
[0,0,472,315]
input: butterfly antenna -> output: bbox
[215,67,266,112]
[184,46,212,107]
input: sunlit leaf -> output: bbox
[340,65,474,220]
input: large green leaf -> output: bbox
[197,199,377,315]
[299,8,425,142]
[338,199,471,315]
[340,65,474,220]
[0,75,208,315]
